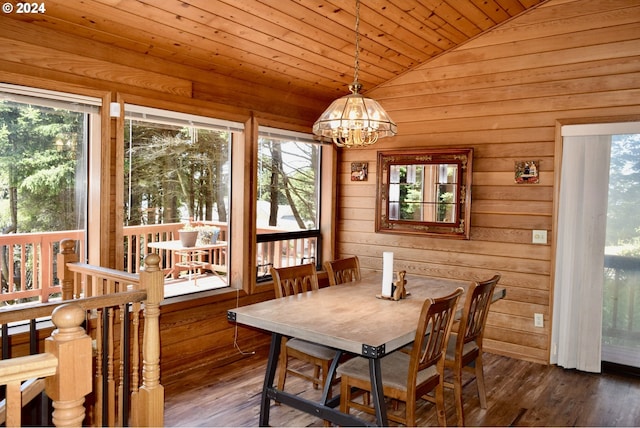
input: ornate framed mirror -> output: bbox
[375,148,473,239]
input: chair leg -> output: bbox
[313,365,321,389]
[340,376,351,415]
[474,354,488,409]
[277,345,288,393]
[406,395,416,427]
[435,380,447,427]
[321,360,332,399]
[451,364,465,426]
[320,364,331,428]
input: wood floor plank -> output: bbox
[164,346,640,426]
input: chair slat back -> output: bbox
[271,264,319,298]
[324,256,361,286]
[461,274,501,347]
[412,287,464,374]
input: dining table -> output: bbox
[227,271,505,427]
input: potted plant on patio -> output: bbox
[196,225,220,245]
[178,221,199,247]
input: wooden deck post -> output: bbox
[133,253,165,427]
[57,239,79,300]
[44,303,92,427]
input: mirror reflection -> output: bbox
[376,148,473,239]
[388,163,459,223]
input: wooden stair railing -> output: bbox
[56,238,165,427]
[0,238,165,427]
[0,303,91,427]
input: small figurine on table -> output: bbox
[392,270,408,301]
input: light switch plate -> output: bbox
[532,230,547,244]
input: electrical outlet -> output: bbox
[534,313,544,328]
[532,230,547,244]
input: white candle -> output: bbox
[382,252,394,297]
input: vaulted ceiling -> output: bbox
[5,0,546,106]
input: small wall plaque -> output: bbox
[351,162,368,181]
[515,160,539,184]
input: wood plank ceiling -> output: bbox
[4,0,546,106]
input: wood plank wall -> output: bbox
[0,0,638,377]
[0,11,302,378]
[337,0,640,364]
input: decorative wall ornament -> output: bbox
[350,162,368,181]
[515,160,539,184]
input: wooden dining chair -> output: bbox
[337,287,464,427]
[444,274,501,426]
[324,256,361,286]
[270,264,338,396]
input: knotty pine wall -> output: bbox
[337,0,640,364]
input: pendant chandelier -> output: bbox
[312,0,397,148]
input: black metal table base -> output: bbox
[259,332,388,427]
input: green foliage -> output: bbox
[0,100,84,233]
[393,166,423,220]
[437,191,454,222]
[607,134,640,248]
[256,139,318,229]
[124,121,230,226]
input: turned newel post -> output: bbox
[57,239,79,300]
[45,304,92,427]
[137,253,165,427]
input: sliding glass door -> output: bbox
[553,122,640,372]
[603,133,640,368]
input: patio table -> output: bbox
[147,240,227,285]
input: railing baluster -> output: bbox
[2,323,9,360]
[107,307,116,426]
[29,318,37,354]
[129,302,141,427]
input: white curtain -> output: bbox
[551,134,611,372]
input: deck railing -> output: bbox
[0,230,84,305]
[1,222,319,304]
[122,221,228,274]
[603,254,640,344]
[256,229,321,281]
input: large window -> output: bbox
[256,127,321,280]
[123,105,241,296]
[0,84,98,304]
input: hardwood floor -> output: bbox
[164,346,640,426]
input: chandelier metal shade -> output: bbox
[312,0,397,148]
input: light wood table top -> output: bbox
[230,271,505,357]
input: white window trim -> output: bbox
[0,83,101,112]
[125,104,244,133]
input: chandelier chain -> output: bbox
[311,0,397,147]
[353,0,360,85]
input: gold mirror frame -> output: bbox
[375,148,473,239]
